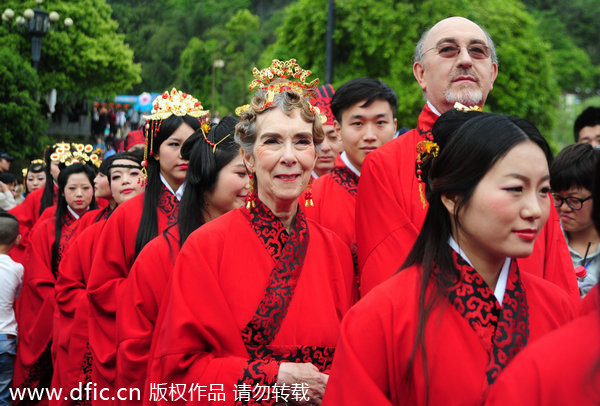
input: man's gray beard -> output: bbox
[445,87,483,107]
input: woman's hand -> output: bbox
[276,362,329,405]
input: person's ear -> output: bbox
[241,148,254,173]
[441,193,458,216]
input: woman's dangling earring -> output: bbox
[246,172,257,209]
[304,177,314,207]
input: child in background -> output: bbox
[0,213,24,405]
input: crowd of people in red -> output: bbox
[0,15,598,406]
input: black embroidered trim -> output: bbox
[446,251,529,385]
[330,166,359,198]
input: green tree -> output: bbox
[0,47,50,159]
[265,0,560,132]
[1,0,141,100]
[174,9,263,115]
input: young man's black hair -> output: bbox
[330,78,398,123]
[573,106,600,142]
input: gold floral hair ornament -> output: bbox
[54,143,100,168]
[31,159,44,165]
[140,88,209,185]
[201,122,232,153]
[453,102,482,112]
[235,59,326,123]
[416,140,440,208]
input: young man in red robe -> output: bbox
[306,78,397,296]
[355,17,579,301]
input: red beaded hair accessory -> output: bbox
[140,88,209,185]
[235,59,326,123]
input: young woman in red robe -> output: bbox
[53,152,144,404]
[116,117,248,401]
[9,143,63,264]
[87,89,207,393]
[485,158,600,406]
[13,159,97,404]
[146,61,354,406]
[323,110,576,406]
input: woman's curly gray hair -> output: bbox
[235,90,324,156]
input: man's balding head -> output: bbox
[413,17,498,113]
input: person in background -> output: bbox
[0,213,23,406]
[550,143,600,296]
[0,153,13,174]
[310,84,343,178]
[121,129,146,153]
[573,106,600,148]
[0,173,18,211]
[23,160,47,197]
[323,109,575,405]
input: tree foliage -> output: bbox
[0,0,140,100]
[0,47,50,159]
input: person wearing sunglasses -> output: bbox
[355,16,580,304]
[550,143,600,296]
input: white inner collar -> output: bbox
[448,236,510,305]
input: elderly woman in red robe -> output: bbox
[146,60,354,406]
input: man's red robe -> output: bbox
[146,203,354,405]
[356,104,580,302]
[323,255,575,406]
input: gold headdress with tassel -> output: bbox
[140,88,209,185]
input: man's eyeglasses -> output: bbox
[425,43,491,60]
[552,194,592,211]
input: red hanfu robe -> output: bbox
[485,309,600,406]
[116,227,180,401]
[9,186,58,264]
[147,202,353,405]
[305,158,359,300]
[13,211,79,403]
[87,186,179,390]
[356,104,580,301]
[322,253,576,406]
[53,208,112,405]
